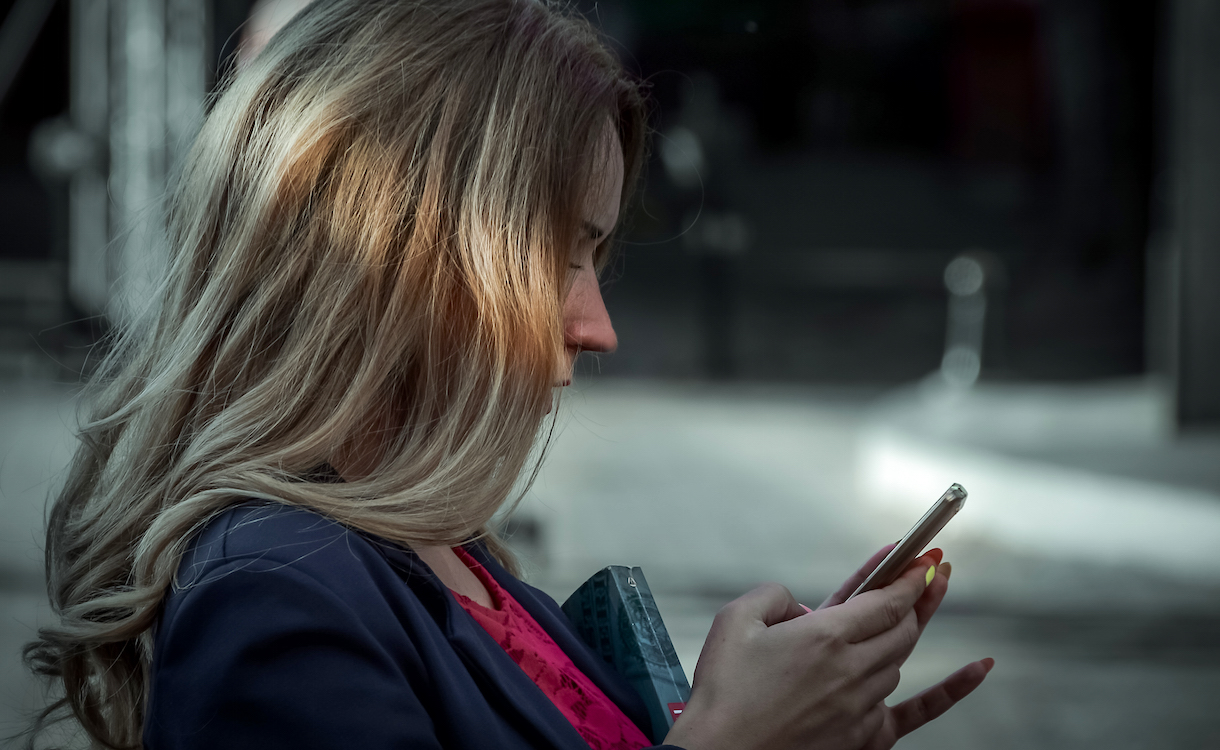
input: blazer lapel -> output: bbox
[374,541,592,750]
[472,547,658,743]
[445,603,595,750]
[319,466,604,748]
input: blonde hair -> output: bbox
[24,1,647,746]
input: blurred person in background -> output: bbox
[22,1,990,748]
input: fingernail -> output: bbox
[941,561,953,581]
[799,603,813,615]
[925,565,936,586]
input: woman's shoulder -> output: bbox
[172,501,429,606]
[156,502,452,671]
[148,503,454,748]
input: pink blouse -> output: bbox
[450,547,653,750]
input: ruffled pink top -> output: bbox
[450,547,652,750]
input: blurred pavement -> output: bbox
[0,380,78,749]
[521,376,1220,749]
[3,376,1220,748]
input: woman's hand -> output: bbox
[821,545,947,668]
[663,553,990,750]
[858,657,993,750]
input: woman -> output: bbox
[26,1,991,748]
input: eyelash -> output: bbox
[571,229,605,271]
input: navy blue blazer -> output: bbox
[145,502,685,749]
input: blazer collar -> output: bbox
[307,465,654,740]
[371,539,598,750]
[465,544,657,743]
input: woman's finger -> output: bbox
[912,563,949,634]
[819,544,895,610]
[852,703,888,749]
[821,559,935,643]
[852,607,922,676]
[890,569,949,670]
[887,658,994,738]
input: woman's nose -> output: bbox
[563,272,617,354]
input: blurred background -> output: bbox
[1,0,1219,747]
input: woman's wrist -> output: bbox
[661,697,732,750]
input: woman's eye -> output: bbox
[583,221,606,242]
[569,262,584,270]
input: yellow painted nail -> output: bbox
[925,565,936,586]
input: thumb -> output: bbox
[728,582,807,628]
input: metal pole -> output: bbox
[67,0,112,315]
[1165,0,1220,427]
[165,0,207,175]
[109,0,168,323]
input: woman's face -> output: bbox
[559,127,623,385]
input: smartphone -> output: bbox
[847,483,967,600]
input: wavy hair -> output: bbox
[23,1,647,746]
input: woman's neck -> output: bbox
[414,545,496,609]
[328,451,496,608]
